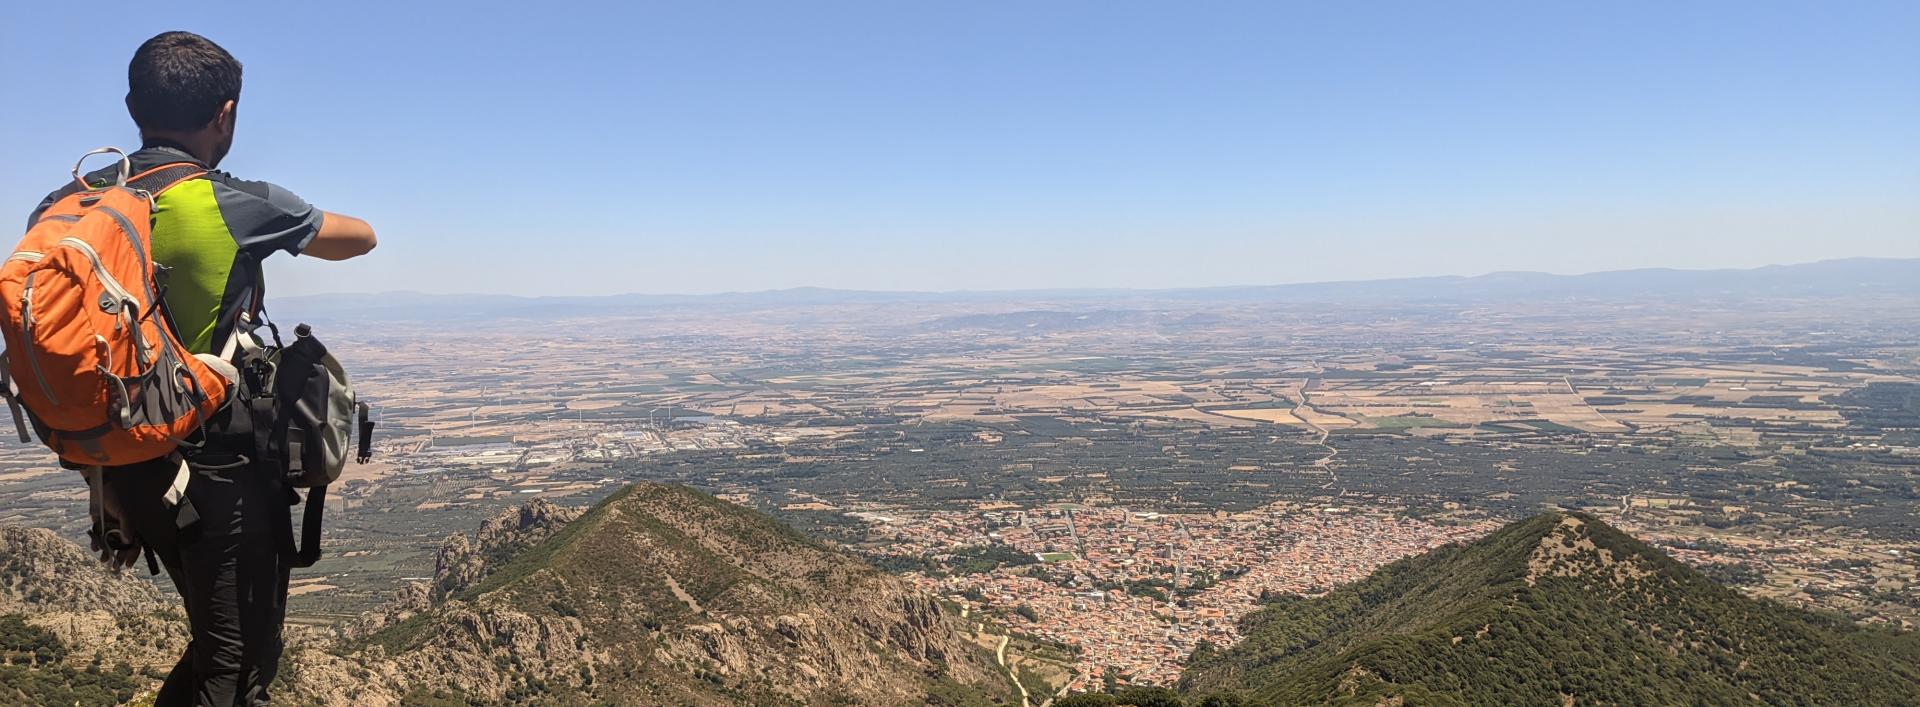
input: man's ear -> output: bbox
[214,99,238,132]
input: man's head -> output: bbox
[126,31,243,167]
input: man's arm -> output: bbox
[300,211,377,261]
[210,177,376,261]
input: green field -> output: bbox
[1363,414,1466,430]
[1476,419,1584,434]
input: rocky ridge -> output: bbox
[280,484,1014,706]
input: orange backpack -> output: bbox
[0,147,232,466]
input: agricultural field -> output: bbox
[2,282,1916,627]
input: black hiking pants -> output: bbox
[108,451,291,707]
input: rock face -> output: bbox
[432,498,586,598]
[0,527,185,674]
[0,527,170,613]
[1181,512,1920,706]
[286,483,1015,706]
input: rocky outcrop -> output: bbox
[340,498,585,645]
[431,498,584,599]
[339,577,432,640]
[0,527,173,614]
[654,579,999,705]
[0,527,185,674]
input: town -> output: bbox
[872,503,1500,686]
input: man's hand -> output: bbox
[90,526,143,571]
[302,211,377,260]
[84,469,143,571]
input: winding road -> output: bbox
[994,633,1032,707]
[1285,380,1341,485]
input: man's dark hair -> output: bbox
[127,31,243,132]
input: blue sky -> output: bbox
[4,1,1916,296]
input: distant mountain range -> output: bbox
[276,257,1920,323]
[1179,512,1920,705]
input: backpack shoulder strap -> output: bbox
[127,162,207,197]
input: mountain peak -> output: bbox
[1183,511,1920,705]
[1522,513,1659,588]
[285,483,1016,706]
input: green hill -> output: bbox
[287,484,1017,706]
[1179,512,1920,706]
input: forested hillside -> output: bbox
[1180,512,1920,705]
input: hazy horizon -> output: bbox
[274,254,1911,300]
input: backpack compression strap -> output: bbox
[0,363,29,443]
[263,453,327,567]
[294,486,326,568]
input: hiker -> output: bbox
[15,31,376,706]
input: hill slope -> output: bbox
[0,527,186,705]
[1180,512,1920,706]
[288,484,1015,706]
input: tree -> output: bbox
[1115,686,1186,706]
[1056,694,1119,707]
[1195,693,1248,707]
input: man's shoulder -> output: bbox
[198,170,301,204]
[191,171,322,257]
